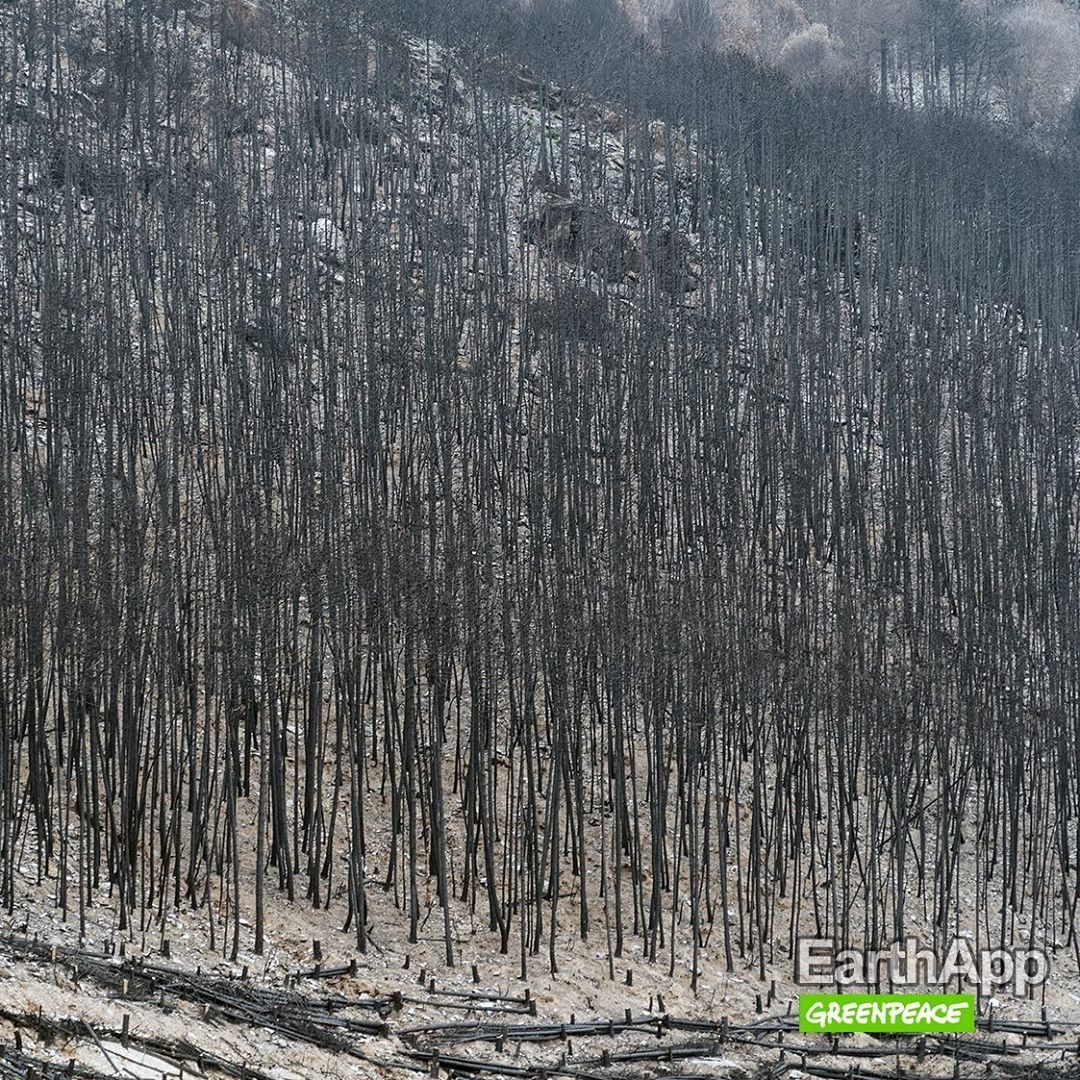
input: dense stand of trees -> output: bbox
[3,0,1080,990]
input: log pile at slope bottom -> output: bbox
[3,934,1080,1080]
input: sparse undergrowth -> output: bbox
[3,3,1080,1077]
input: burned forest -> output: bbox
[3,1,1080,1075]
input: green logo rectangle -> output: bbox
[799,993,976,1033]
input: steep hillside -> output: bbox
[4,0,1080,1077]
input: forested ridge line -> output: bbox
[1,0,1079,992]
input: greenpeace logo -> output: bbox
[799,993,975,1033]
[796,936,1049,996]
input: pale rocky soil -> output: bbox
[5,838,1080,1080]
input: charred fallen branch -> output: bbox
[0,934,391,1050]
[0,1006,277,1080]
[402,1047,607,1080]
[399,1011,1080,1080]
[0,1047,115,1080]
[399,1014,660,1043]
